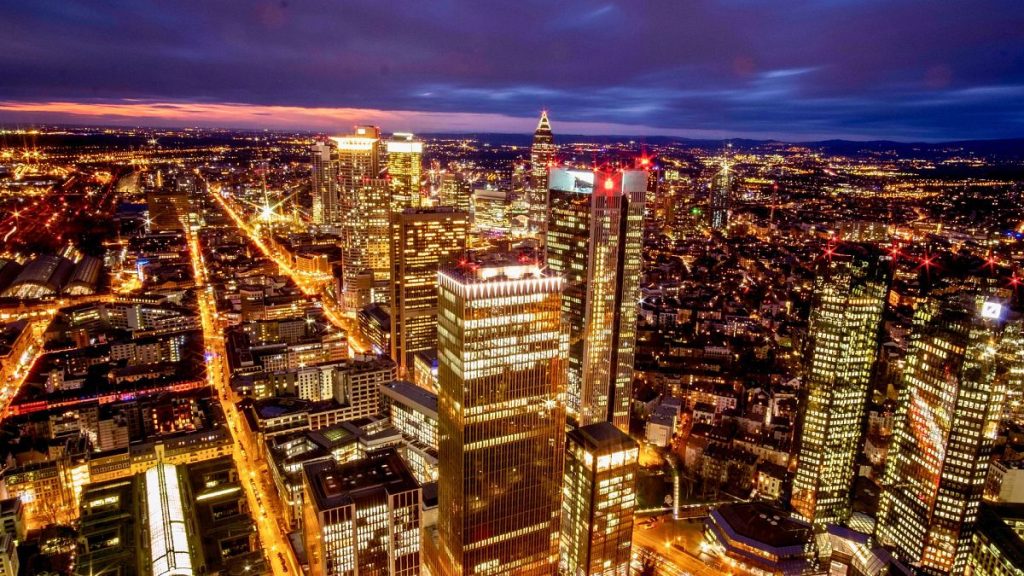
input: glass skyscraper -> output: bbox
[387,132,424,211]
[389,207,469,372]
[877,294,1011,575]
[791,250,888,525]
[545,168,647,432]
[436,255,568,576]
[311,140,339,226]
[559,422,638,576]
[332,126,385,310]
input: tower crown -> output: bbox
[536,110,552,134]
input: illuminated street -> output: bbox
[185,213,301,576]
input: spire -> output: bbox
[536,110,552,134]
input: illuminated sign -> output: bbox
[981,301,1002,320]
[549,169,594,194]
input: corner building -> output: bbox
[436,256,568,576]
[302,449,421,576]
[545,168,647,431]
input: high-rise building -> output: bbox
[529,111,556,241]
[389,207,469,372]
[439,172,472,215]
[311,140,340,225]
[709,153,731,231]
[559,422,639,576]
[387,133,424,211]
[876,295,1011,575]
[332,127,386,310]
[302,449,421,576]
[545,168,648,432]
[436,255,568,576]
[791,251,888,525]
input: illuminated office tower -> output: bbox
[545,168,648,432]
[387,133,424,211]
[999,322,1024,423]
[439,172,472,214]
[709,153,731,231]
[332,127,387,308]
[876,295,1011,576]
[302,449,421,576]
[436,256,568,576]
[389,207,469,372]
[311,140,340,225]
[790,251,888,525]
[529,111,556,241]
[559,422,638,576]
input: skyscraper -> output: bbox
[545,167,648,432]
[709,152,731,231]
[332,127,386,309]
[311,140,340,225]
[389,207,469,372]
[387,133,424,211]
[559,422,638,576]
[529,111,556,241]
[876,295,1011,575]
[439,172,472,215]
[436,255,568,576]
[790,250,888,525]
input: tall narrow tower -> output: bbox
[436,255,568,576]
[545,167,647,432]
[332,127,383,311]
[877,294,1011,575]
[529,111,556,242]
[311,140,339,225]
[790,249,888,525]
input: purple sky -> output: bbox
[1,0,1022,141]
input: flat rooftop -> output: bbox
[715,502,812,550]
[382,380,438,416]
[303,449,418,512]
[569,421,637,455]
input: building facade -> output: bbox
[791,251,888,525]
[302,449,421,576]
[387,133,424,211]
[545,167,647,432]
[436,256,568,575]
[389,208,469,372]
[331,127,385,310]
[559,422,638,576]
[877,295,1011,575]
[528,111,556,240]
[312,140,340,225]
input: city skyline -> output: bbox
[1,3,1024,576]
[1,1,1023,141]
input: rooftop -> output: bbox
[568,421,637,456]
[714,502,813,550]
[381,380,438,417]
[303,449,419,512]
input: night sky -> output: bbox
[1,0,1023,141]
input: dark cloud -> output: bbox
[0,0,1022,140]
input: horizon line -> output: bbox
[0,99,1014,145]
